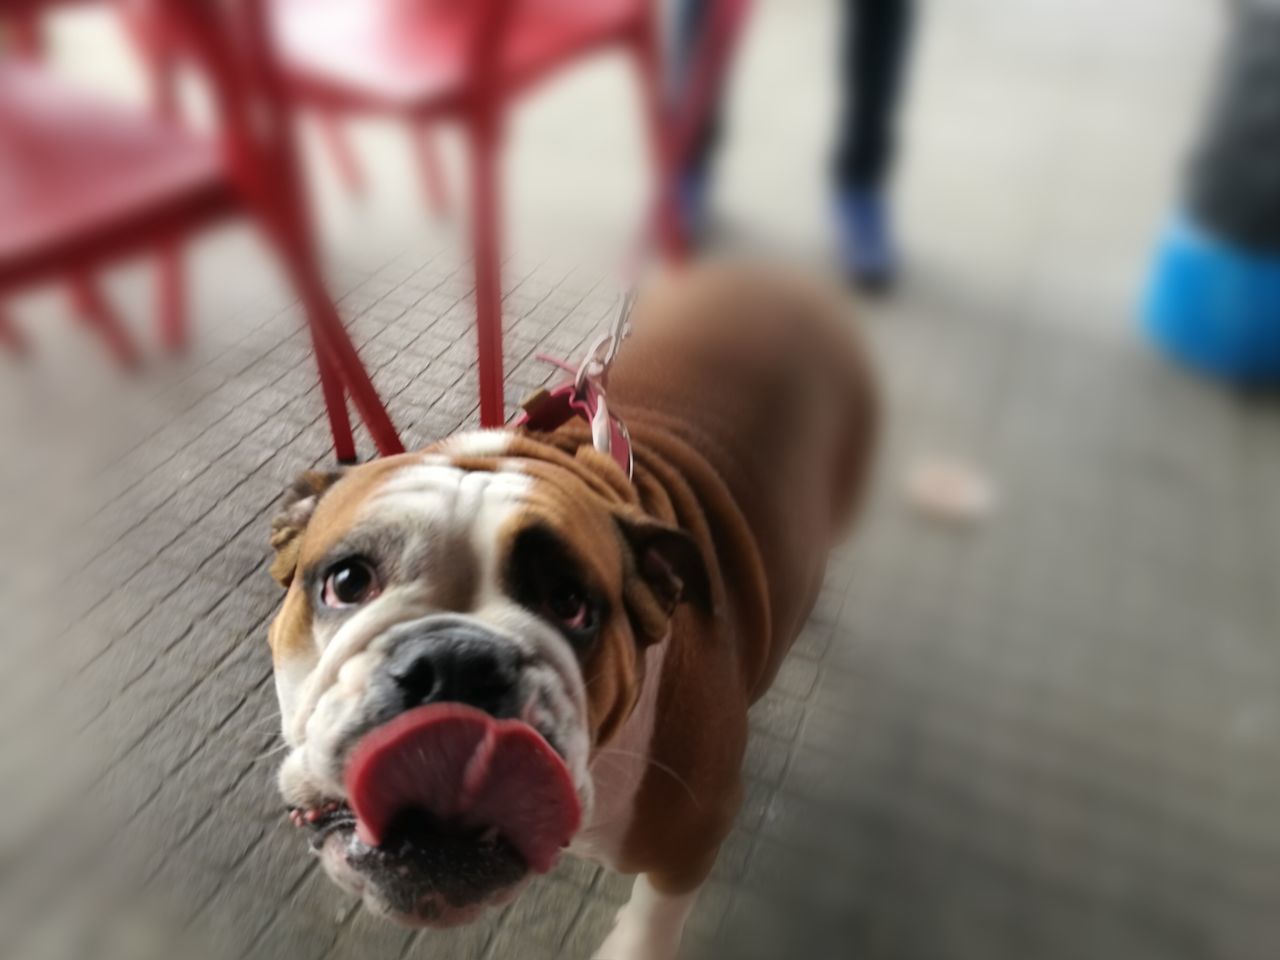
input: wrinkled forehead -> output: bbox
[299,451,531,583]
[295,433,622,593]
[369,455,532,535]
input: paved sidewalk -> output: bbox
[3,2,1278,959]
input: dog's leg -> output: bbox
[594,874,701,960]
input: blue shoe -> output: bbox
[836,189,898,292]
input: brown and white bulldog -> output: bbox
[265,263,877,958]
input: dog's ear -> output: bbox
[269,470,345,588]
[614,512,712,643]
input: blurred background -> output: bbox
[1,1,1278,959]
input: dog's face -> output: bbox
[266,432,706,926]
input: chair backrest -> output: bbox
[465,0,516,123]
[152,0,523,189]
[0,0,56,14]
[371,0,521,109]
[151,3,287,187]
[145,0,322,249]
[0,0,292,210]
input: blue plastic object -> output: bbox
[1144,215,1280,386]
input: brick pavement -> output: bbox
[3,1,1278,959]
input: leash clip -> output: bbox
[520,286,637,481]
[575,287,637,391]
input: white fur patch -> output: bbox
[570,641,668,868]
[372,456,531,607]
[438,429,514,459]
[594,875,700,960]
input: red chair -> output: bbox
[2,0,177,361]
[314,98,452,218]
[0,0,404,462]
[268,0,670,428]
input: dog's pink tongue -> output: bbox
[344,704,580,874]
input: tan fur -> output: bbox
[292,455,421,574]
[266,262,876,909]
[431,438,701,751]
[268,454,419,658]
[267,584,313,660]
[588,264,877,893]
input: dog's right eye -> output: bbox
[322,557,380,608]
[543,579,597,634]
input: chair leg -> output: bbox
[70,275,141,370]
[0,309,28,356]
[158,240,186,353]
[317,112,365,196]
[121,0,187,356]
[117,0,178,119]
[467,120,506,429]
[412,124,450,218]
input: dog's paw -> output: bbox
[592,906,681,960]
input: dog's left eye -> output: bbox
[322,557,380,608]
[545,582,594,633]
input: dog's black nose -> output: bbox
[381,626,523,718]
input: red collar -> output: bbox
[516,375,634,479]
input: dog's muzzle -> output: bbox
[288,617,581,927]
[362,619,527,731]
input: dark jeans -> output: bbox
[678,0,914,192]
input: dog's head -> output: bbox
[266,431,708,926]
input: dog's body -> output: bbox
[266,264,876,959]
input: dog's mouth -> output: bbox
[290,800,356,846]
[289,703,581,927]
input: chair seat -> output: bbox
[273,0,645,113]
[0,64,230,285]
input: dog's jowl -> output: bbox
[265,263,877,958]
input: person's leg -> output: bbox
[837,0,914,192]
[675,0,722,236]
[834,0,915,289]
